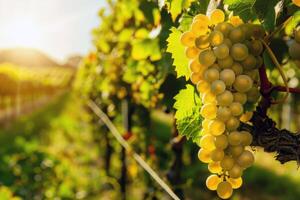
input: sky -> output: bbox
[0,0,107,62]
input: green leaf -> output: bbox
[285,11,300,35]
[165,0,195,21]
[131,38,162,61]
[263,49,275,69]
[254,0,279,31]
[224,0,256,22]
[174,84,203,141]
[167,27,190,80]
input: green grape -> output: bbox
[190,72,202,84]
[202,91,216,104]
[233,75,253,93]
[198,148,212,163]
[206,175,222,191]
[211,149,225,161]
[208,161,222,173]
[233,92,247,104]
[217,181,233,199]
[230,102,243,116]
[220,69,235,86]
[201,103,217,119]
[210,63,221,71]
[214,134,229,149]
[218,56,234,69]
[237,150,254,168]
[295,29,300,43]
[213,44,230,59]
[180,31,197,47]
[229,145,244,157]
[200,134,216,150]
[256,56,263,68]
[217,107,232,122]
[197,80,211,93]
[226,117,240,131]
[191,19,209,36]
[223,38,233,48]
[211,80,226,95]
[210,31,224,46]
[251,24,265,39]
[185,47,200,59]
[231,62,243,75]
[195,35,210,49]
[199,49,217,67]
[229,27,245,43]
[215,22,234,37]
[228,164,243,178]
[240,131,253,146]
[220,155,235,170]
[230,43,249,61]
[241,54,257,70]
[239,24,252,39]
[249,40,263,56]
[204,68,220,82]
[228,131,242,146]
[227,177,243,189]
[202,119,212,130]
[189,58,205,73]
[217,90,233,106]
[210,9,225,24]
[247,87,260,102]
[209,119,226,136]
[289,41,300,60]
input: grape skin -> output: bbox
[217,181,233,199]
[199,49,217,67]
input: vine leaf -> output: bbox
[285,11,300,35]
[165,0,196,21]
[254,0,278,31]
[132,38,162,61]
[224,0,256,22]
[167,27,190,80]
[174,84,203,141]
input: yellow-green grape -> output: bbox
[229,102,243,116]
[226,117,240,131]
[220,69,235,86]
[210,63,221,71]
[217,107,232,122]
[210,9,225,24]
[227,177,243,189]
[247,87,260,102]
[213,44,230,59]
[295,29,300,43]
[211,80,226,95]
[240,111,253,123]
[180,31,197,47]
[230,43,249,61]
[233,75,253,93]
[240,131,253,146]
[231,62,243,75]
[198,148,212,163]
[204,68,219,82]
[215,22,234,37]
[209,119,226,136]
[289,40,300,60]
[201,103,217,119]
[202,119,212,130]
[229,27,245,43]
[199,49,217,67]
[211,149,225,161]
[195,35,210,49]
[197,80,211,93]
[191,19,209,36]
[217,181,233,199]
[214,134,229,149]
[239,24,253,39]
[241,54,257,70]
[237,150,255,168]
[223,38,233,48]
[190,72,203,84]
[229,16,244,27]
[200,134,216,150]
[220,155,235,170]
[228,164,243,178]
[229,145,244,157]
[233,92,247,104]
[217,90,233,106]
[208,161,223,173]
[189,58,205,73]
[249,40,263,56]
[210,31,224,46]
[202,91,217,104]
[185,47,200,59]
[206,175,222,191]
[244,69,259,81]
[228,131,242,145]
[193,14,211,24]
[218,56,234,69]
[256,56,263,68]
[251,24,265,39]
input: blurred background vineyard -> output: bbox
[1,0,300,200]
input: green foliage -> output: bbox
[163,0,196,21]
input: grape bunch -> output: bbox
[180,9,264,199]
[289,28,300,64]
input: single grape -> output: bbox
[189,58,205,73]
[190,72,202,84]
[210,31,224,46]
[206,175,222,191]
[233,92,247,104]
[228,164,243,178]
[217,107,232,122]
[197,80,211,93]
[210,63,221,71]
[185,47,200,59]
[210,9,225,24]
[233,75,253,93]
[201,103,217,119]
[229,145,244,157]
[247,87,260,102]
[249,40,263,56]
[229,16,244,27]
[230,102,243,116]
[251,24,265,39]
[193,14,211,25]
[213,44,230,59]
[199,49,217,67]
[204,68,220,82]
[202,119,212,130]
[195,35,210,49]
[230,43,249,61]
[217,90,233,106]
[223,38,233,48]
[239,24,253,39]
[220,155,235,170]
[240,111,253,123]
[180,31,197,47]
[241,54,257,70]
[198,148,212,163]
[228,131,242,146]
[209,119,226,136]
[202,91,217,104]
[200,134,216,150]
[226,117,240,131]
[215,22,234,37]
[240,131,253,146]
[214,134,229,149]
[191,19,209,36]
[208,161,223,173]
[229,27,245,43]
[295,29,300,43]
[237,150,255,168]
[211,80,226,95]
[227,177,243,189]
[217,181,233,199]
[220,69,235,86]
[218,56,234,69]
[231,62,243,75]
[211,149,225,161]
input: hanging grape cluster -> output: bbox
[289,28,300,63]
[180,9,265,199]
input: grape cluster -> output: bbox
[180,9,264,199]
[289,28,300,63]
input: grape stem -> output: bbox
[272,85,300,94]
